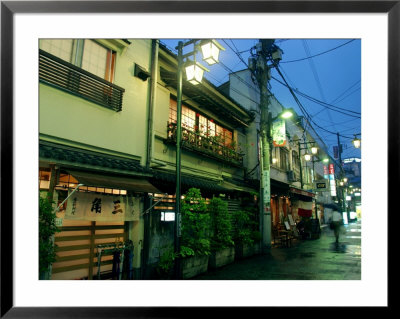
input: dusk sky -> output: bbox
[160,38,361,162]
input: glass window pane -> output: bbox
[81,40,108,79]
[40,39,73,62]
[169,99,177,123]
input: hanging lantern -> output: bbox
[200,39,225,65]
[352,136,361,148]
[184,61,208,85]
[304,153,312,162]
[311,146,318,154]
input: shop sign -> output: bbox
[323,165,329,179]
[271,119,286,147]
[65,192,140,221]
[314,180,327,190]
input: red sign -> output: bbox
[298,208,312,217]
[329,163,335,175]
[324,165,329,176]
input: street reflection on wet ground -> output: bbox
[194,220,361,280]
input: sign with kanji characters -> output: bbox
[65,192,139,221]
[271,119,287,147]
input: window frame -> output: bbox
[168,98,234,147]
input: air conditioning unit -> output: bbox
[287,170,297,182]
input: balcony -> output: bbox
[166,122,244,167]
[39,49,125,112]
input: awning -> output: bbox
[221,180,257,194]
[289,187,315,198]
[68,170,160,193]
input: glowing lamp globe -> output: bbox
[200,40,225,65]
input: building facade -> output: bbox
[39,39,257,280]
[220,69,335,235]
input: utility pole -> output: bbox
[255,39,275,253]
[336,132,345,214]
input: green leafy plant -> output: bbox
[39,193,60,278]
[156,247,177,279]
[208,197,234,251]
[180,188,211,256]
[232,210,258,246]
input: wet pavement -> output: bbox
[194,220,361,280]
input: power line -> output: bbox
[271,76,361,118]
[280,39,356,64]
[330,79,361,104]
[274,64,356,140]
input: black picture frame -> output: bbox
[1,1,396,317]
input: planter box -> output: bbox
[181,255,209,279]
[235,242,259,260]
[209,247,235,269]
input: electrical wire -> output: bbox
[280,39,356,64]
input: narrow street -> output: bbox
[194,220,361,280]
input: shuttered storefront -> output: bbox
[52,220,127,280]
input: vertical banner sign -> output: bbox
[65,192,140,221]
[323,165,329,179]
[271,119,286,147]
[333,146,338,159]
[328,164,337,197]
[262,170,271,211]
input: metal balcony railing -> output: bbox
[39,49,125,112]
[166,122,244,167]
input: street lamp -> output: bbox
[352,135,361,149]
[200,39,225,65]
[174,39,224,279]
[184,60,209,85]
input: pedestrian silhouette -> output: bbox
[331,206,343,243]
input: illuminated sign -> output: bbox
[272,119,286,147]
[314,181,327,190]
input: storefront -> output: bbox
[39,141,159,280]
[289,187,315,222]
[270,179,290,226]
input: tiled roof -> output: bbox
[39,140,149,175]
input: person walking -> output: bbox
[331,207,343,243]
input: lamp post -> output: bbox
[174,39,224,279]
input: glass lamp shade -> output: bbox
[322,158,329,163]
[311,146,318,154]
[281,109,293,119]
[272,158,278,164]
[343,177,348,183]
[185,62,205,85]
[352,137,361,148]
[304,153,312,161]
[200,40,225,65]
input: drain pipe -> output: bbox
[146,39,159,169]
[142,39,159,279]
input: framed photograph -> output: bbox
[1,0,395,316]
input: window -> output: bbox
[39,168,51,189]
[39,39,124,111]
[292,150,300,171]
[40,39,116,83]
[168,98,233,146]
[280,148,289,171]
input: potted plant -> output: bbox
[179,188,211,279]
[232,209,255,259]
[39,193,60,279]
[208,197,235,269]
